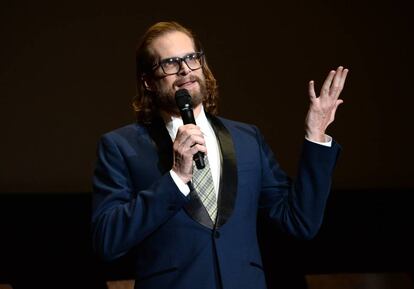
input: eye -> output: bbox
[186,53,197,60]
[161,58,179,68]
[164,58,176,65]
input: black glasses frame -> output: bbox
[152,51,204,75]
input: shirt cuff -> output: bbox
[170,170,191,196]
[305,134,332,147]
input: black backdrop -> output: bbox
[1,0,413,192]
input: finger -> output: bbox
[186,127,204,138]
[331,66,344,97]
[175,132,202,148]
[190,144,207,155]
[321,70,336,97]
[339,68,349,90]
[308,81,317,99]
[181,134,206,150]
[329,99,344,123]
[177,124,202,135]
[176,127,204,142]
[335,99,344,109]
[178,124,197,131]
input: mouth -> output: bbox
[175,79,198,89]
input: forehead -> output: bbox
[149,31,196,59]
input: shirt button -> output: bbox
[214,231,220,239]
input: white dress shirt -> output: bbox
[166,107,221,197]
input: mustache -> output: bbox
[173,75,200,87]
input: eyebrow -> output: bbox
[161,52,197,60]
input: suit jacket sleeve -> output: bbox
[256,127,341,239]
[91,133,189,261]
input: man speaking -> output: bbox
[92,21,349,289]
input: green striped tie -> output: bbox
[192,157,217,222]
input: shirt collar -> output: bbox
[164,105,211,141]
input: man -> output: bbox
[92,21,348,289]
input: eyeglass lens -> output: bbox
[160,53,203,74]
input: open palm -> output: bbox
[305,66,349,142]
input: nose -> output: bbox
[178,60,191,76]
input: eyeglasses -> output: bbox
[152,52,204,75]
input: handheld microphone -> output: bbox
[175,89,205,169]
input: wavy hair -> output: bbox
[133,21,219,124]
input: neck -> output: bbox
[160,103,203,122]
[192,103,202,118]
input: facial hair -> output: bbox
[154,74,207,116]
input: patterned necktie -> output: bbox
[192,156,217,223]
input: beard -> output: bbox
[154,74,207,116]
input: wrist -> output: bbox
[305,130,326,143]
[172,168,192,184]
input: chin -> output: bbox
[187,87,199,96]
[176,84,197,94]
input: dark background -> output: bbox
[1,0,413,192]
[1,0,413,288]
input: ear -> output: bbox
[142,75,154,91]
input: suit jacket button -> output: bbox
[214,231,220,238]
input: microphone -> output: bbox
[175,89,205,169]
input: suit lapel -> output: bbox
[146,116,215,229]
[145,117,173,174]
[207,114,238,228]
[184,185,215,229]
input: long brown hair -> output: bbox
[133,21,219,124]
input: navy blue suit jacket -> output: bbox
[92,114,340,289]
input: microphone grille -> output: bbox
[175,89,192,109]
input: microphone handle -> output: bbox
[180,108,205,169]
[193,151,205,170]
